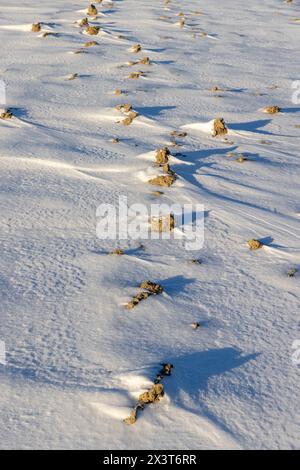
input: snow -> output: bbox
[0,0,300,450]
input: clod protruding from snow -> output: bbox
[140,281,164,294]
[211,85,222,92]
[126,291,153,310]
[236,155,248,163]
[162,163,176,175]
[31,23,41,32]
[121,116,133,126]
[130,44,142,53]
[125,281,163,309]
[155,147,170,166]
[138,383,164,404]
[124,364,173,425]
[87,4,98,17]
[139,57,151,65]
[177,18,185,28]
[86,25,100,35]
[151,213,175,232]
[120,111,139,126]
[116,103,132,113]
[123,408,138,425]
[78,17,89,27]
[66,73,78,81]
[159,363,173,377]
[212,118,228,137]
[128,71,145,79]
[262,106,281,114]
[170,130,187,138]
[109,249,124,255]
[190,258,202,265]
[247,239,263,250]
[84,40,98,47]
[287,267,297,278]
[0,108,13,119]
[148,174,176,187]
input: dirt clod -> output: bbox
[236,155,248,163]
[109,248,124,255]
[123,408,138,425]
[31,23,41,32]
[139,57,151,65]
[128,71,144,79]
[0,109,13,119]
[162,163,175,175]
[120,112,138,126]
[138,383,164,404]
[140,281,163,294]
[67,73,78,81]
[155,147,170,166]
[130,44,142,53]
[148,174,176,187]
[116,103,132,113]
[151,214,175,232]
[190,258,202,264]
[247,239,263,250]
[86,25,100,35]
[125,281,163,310]
[122,116,134,126]
[170,131,187,138]
[263,106,281,114]
[88,4,98,16]
[212,118,228,137]
[79,18,89,27]
[126,291,153,310]
[287,267,297,278]
[84,40,98,47]
[160,363,173,376]
[128,111,139,119]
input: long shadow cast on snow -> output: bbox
[166,348,258,397]
[160,275,196,296]
[164,347,259,439]
[229,119,273,135]
[173,147,288,217]
[135,105,176,118]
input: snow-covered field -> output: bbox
[0,0,300,450]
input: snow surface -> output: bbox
[0,0,300,450]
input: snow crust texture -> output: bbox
[0,0,300,450]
